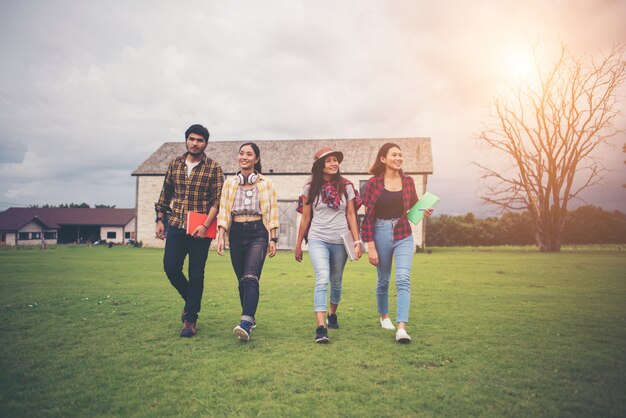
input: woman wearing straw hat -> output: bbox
[295,146,362,343]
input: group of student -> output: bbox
[155,124,432,345]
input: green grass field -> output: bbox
[1,245,625,417]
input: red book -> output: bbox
[186,211,217,239]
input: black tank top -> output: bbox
[375,189,403,219]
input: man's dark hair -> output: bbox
[184,124,210,142]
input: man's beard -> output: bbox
[187,146,205,156]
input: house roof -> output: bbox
[0,208,135,231]
[132,138,433,176]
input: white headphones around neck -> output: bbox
[235,171,259,185]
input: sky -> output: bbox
[1,0,625,215]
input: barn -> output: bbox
[132,138,433,249]
[0,208,136,246]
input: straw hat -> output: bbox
[312,146,344,172]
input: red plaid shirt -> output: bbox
[360,174,418,242]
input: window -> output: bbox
[18,232,29,240]
[44,232,57,240]
[124,232,131,239]
[107,231,117,239]
[31,232,41,240]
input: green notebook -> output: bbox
[406,192,440,225]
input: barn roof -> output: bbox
[0,208,135,231]
[132,138,433,176]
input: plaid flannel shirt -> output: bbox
[217,174,279,234]
[360,174,418,242]
[155,153,224,229]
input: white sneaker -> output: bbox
[380,317,396,330]
[395,328,411,343]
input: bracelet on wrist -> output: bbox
[354,240,362,244]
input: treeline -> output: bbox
[28,203,116,208]
[425,205,626,246]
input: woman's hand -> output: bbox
[354,242,362,260]
[424,208,434,217]
[367,243,378,266]
[294,245,303,263]
[268,241,276,258]
[216,235,225,256]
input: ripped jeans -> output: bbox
[229,220,269,323]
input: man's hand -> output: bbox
[155,221,165,240]
[191,225,206,238]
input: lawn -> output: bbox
[1,245,625,417]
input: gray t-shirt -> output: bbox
[303,183,355,244]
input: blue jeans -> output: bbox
[228,220,268,323]
[373,219,414,323]
[163,226,212,323]
[308,239,348,312]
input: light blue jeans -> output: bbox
[373,218,414,323]
[308,239,349,312]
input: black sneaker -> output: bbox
[327,313,339,329]
[315,325,330,343]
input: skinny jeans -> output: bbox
[228,220,269,323]
[373,218,414,323]
[163,226,211,323]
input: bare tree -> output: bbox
[477,44,625,252]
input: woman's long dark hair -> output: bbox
[239,142,262,173]
[369,142,402,176]
[307,156,346,206]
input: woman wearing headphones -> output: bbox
[217,143,279,342]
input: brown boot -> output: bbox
[180,320,196,338]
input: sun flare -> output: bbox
[507,51,534,80]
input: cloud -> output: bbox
[0,0,624,213]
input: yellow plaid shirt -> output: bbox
[217,174,279,235]
[155,153,224,229]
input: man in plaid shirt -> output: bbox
[155,124,224,338]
